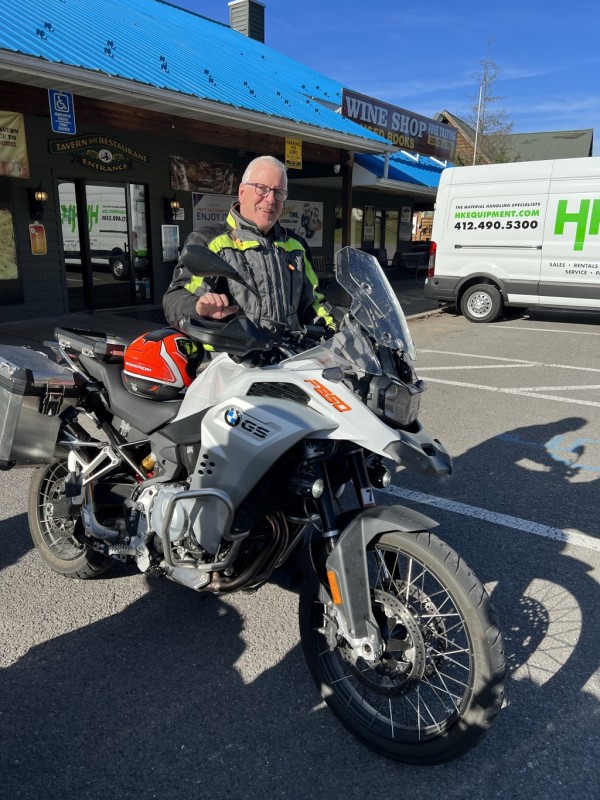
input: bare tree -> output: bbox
[466,44,514,164]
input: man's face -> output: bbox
[238,162,286,233]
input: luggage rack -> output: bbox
[53,327,129,363]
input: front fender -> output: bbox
[325,505,438,646]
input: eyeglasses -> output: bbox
[245,182,288,202]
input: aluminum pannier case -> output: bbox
[0,346,82,470]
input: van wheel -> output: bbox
[461,284,503,323]
[110,251,129,281]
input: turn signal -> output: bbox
[327,570,343,605]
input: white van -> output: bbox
[425,156,600,321]
[59,183,148,280]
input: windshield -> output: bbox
[282,247,416,376]
[336,247,416,360]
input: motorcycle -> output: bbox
[0,246,506,764]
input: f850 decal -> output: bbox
[305,379,352,412]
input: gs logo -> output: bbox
[224,407,270,439]
[241,419,269,439]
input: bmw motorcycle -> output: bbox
[1,247,506,764]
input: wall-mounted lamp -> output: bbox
[333,164,341,175]
[165,193,180,221]
[28,182,49,219]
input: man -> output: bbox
[163,155,334,333]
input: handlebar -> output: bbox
[179,312,328,364]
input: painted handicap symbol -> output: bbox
[545,434,600,473]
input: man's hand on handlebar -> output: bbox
[196,293,240,320]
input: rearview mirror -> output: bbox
[181,244,258,297]
[181,244,238,279]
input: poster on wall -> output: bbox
[280,200,323,247]
[0,204,24,303]
[170,156,238,194]
[0,206,18,278]
[363,206,375,242]
[0,111,30,178]
[399,206,413,241]
[192,193,234,230]
[161,225,180,262]
[29,223,47,256]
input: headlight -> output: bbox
[367,377,424,427]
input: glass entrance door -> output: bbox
[59,181,150,311]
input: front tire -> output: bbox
[28,460,113,579]
[460,283,503,322]
[299,530,506,764]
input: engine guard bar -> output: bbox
[325,505,439,658]
[160,488,240,571]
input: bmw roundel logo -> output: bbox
[224,407,242,427]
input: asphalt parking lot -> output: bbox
[0,302,598,799]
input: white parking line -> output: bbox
[381,485,600,553]
[420,349,600,374]
[417,348,600,407]
[421,364,531,371]
[421,377,600,408]
[512,385,600,393]
[421,349,532,363]
[498,325,600,337]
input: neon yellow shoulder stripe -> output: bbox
[209,233,260,252]
[275,237,305,254]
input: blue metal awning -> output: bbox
[1,0,393,152]
[354,151,452,194]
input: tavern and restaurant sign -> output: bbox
[341,88,457,161]
[48,134,151,172]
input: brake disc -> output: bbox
[339,589,427,696]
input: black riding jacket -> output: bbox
[163,204,334,331]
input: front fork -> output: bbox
[308,446,385,663]
[306,445,438,665]
[311,446,377,553]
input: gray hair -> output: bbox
[241,155,287,188]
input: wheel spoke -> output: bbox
[36,463,83,560]
[432,669,471,692]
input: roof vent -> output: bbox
[228,0,265,43]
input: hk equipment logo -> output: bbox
[554,199,600,251]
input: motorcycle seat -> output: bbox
[79,354,182,434]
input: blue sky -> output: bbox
[172,0,599,156]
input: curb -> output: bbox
[406,307,444,320]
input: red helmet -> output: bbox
[122,328,201,400]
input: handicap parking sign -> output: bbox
[48,89,76,134]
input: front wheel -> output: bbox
[299,530,506,764]
[460,283,503,323]
[28,459,113,579]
